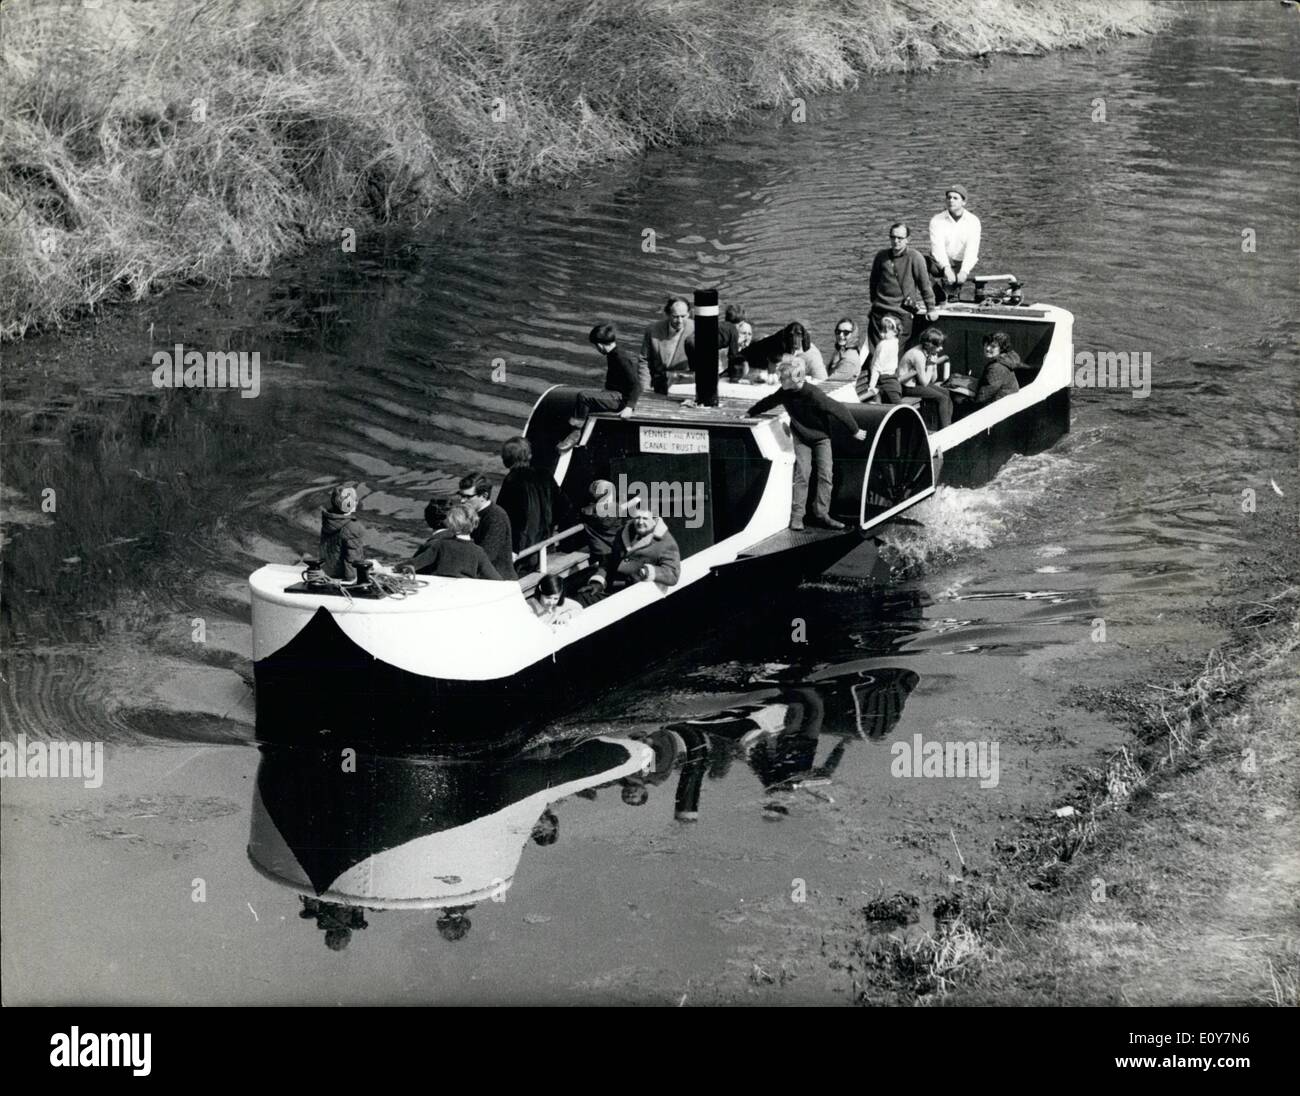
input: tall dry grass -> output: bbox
[0,0,1169,339]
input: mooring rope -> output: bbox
[368,572,428,599]
[300,568,428,601]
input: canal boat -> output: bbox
[250,284,1071,744]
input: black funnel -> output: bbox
[692,288,719,406]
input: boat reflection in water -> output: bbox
[248,735,652,949]
[625,665,920,822]
[248,666,919,949]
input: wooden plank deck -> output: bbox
[597,393,763,423]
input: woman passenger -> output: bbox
[825,317,862,383]
[783,322,826,381]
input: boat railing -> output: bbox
[513,523,586,573]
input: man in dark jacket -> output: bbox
[580,479,633,560]
[408,503,503,579]
[586,507,682,594]
[496,436,568,569]
[457,472,516,579]
[319,484,367,581]
[558,324,647,451]
[748,358,868,531]
[721,303,747,380]
[867,222,939,350]
[974,332,1022,405]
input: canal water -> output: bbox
[2,2,1296,1003]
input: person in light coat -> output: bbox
[587,507,682,594]
[639,297,694,395]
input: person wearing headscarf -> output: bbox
[319,484,367,582]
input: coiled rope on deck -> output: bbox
[368,572,428,599]
[301,568,429,600]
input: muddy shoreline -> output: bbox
[835,506,1300,1007]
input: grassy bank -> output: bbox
[0,0,1169,339]
[849,571,1300,1006]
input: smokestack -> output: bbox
[691,288,719,407]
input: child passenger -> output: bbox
[897,326,954,428]
[531,574,583,626]
[319,484,367,582]
[856,313,902,403]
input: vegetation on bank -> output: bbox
[0,0,1170,339]
[848,562,1300,1006]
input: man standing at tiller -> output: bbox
[748,358,868,532]
[927,186,981,303]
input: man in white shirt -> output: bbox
[927,187,981,303]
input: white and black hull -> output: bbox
[253,529,879,748]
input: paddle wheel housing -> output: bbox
[830,403,935,530]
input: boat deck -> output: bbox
[615,376,858,424]
[616,392,764,422]
[736,525,859,559]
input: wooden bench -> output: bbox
[517,549,593,596]
[856,394,923,408]
[514,524,592,596]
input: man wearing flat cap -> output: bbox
[927,187,981,303]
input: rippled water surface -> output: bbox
[2,2,1296,1003]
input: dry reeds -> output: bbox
[0,0,1170,338]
